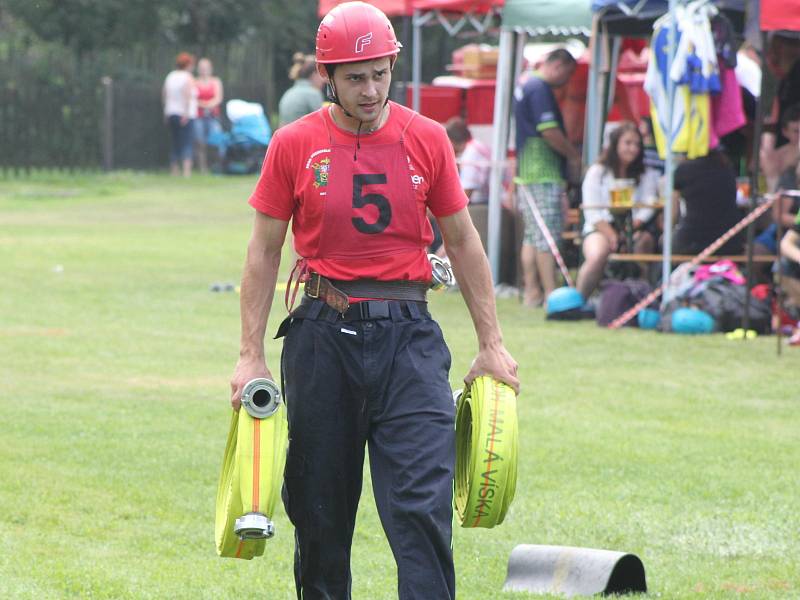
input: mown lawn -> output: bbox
[0,173,797,599]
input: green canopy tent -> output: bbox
[486,0,592,281]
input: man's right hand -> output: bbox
[230,357,272,411]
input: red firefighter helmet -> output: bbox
[316,1,402,65]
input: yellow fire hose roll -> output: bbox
[454,376,518,528]
[215,379,288,559]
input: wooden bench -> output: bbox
[609,253,778,264]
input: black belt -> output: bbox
[294,297,430,322]
[304,273,428,314]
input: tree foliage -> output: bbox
[5,0,162,54]
[4,0,320,55]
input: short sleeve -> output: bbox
[248,130,295,221]
[581,164,613,233]
[524,80,559,132]
[426,127,469,218]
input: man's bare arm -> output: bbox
[230,211,289,409]
[781,229,800,264]
[437,208,519,393]
[541,127,581,162]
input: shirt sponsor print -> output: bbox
[306,148,332,191]
[305,149,424,193]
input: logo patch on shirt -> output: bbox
[311,157,330,189]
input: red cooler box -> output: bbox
[464,81,496,125]
[405,85,463,123]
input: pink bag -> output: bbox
[693,260,746,286]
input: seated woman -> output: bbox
[779,213,800,326]
[760,104,800,192]
[753,167,799,282]
[576,122,660,299]
[671,149,744,256]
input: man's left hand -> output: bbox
[465,344,520,395]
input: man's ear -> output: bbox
[316,63,329,82]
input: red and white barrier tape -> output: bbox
[608,196,776,329]
[517,184,574,288]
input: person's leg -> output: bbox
[576,231,612,299]
[196,119,209,174]
[520,244,543,306]
[281,314,369,599]
[633,230,655,280]
[367,311,456,600]
[168,115,181,176]
[532,183,564,298]
[179,119,195,177]
[517,187,543,305]
[782,274,800,310]
[534,251,557,297]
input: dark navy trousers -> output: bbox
[278,299,456,600]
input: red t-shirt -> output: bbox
[248,101,467,281]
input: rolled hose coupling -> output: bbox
[429,254,455,290]
[454,376,519,528]
[241,378,281,419]
[234,512,275,540]
[216,379,288,559]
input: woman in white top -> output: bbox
[162,52,198,177]
[576,121,660,299]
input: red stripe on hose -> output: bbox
[471,382,501,527]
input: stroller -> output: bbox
[207,100,272,175]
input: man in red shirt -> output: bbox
[230,3,518,598]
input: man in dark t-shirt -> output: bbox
[513,49,580,306]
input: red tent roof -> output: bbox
[761,0,800,31]
[412,0,503,12]
[317,0,415,17]
[318,0,503,17]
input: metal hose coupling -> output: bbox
[234,512,275,540]
[241,378,281,419]
[429,254,455,290]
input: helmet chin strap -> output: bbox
[327,58,395,161]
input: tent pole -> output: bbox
[488,28,516,283]
[412,10,422,113]
[743,32,767,338]
[661,0,679,302]
[606,35,622,116]
[584,16,604,167]
[400,15,412,105]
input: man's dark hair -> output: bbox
[781,103,800,128]
[545,48,577,68]
[444,116,471,145]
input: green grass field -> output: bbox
[1,173,797,599]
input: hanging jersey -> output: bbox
[248,102,468,281]
[645,23,712,159]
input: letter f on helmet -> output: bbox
[354,32,373,54]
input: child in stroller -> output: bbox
[206,99,272,174]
